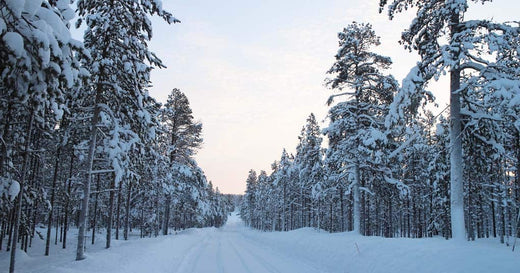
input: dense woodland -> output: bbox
[1,0,520,272]
[241,0,520,243]
[0,1,230,272]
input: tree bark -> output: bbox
[76,95,101,260]
[124,180,133,240]
[55,207,60,245]
[0,102,13,177]
[353,163,361,235]
[162,194,171,235]
[9,112,34,273]
[116,179,123,240]
[106,174,116,248]
[91,174,101,245]
[62,152,74,249]
[45,147,61,255]
[449,9,466,242]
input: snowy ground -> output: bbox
[1,213,519,273]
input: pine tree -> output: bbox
[272,149,293,231]
[294,114,323,228]
[74,0,178,260]
[160,88,202,235]
[242,170,258,227]
[379,0,520,240]
[0,1,83,271]
[324,22,397,234]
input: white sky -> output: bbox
[147,0,517,194]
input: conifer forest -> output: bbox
[1,0,520,273]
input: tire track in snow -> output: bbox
[236,232,329,273]
[224,234,263,273]
[226,234,282,273]
[215,233,225,273]
[174,231,212,273]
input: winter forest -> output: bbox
[0,1,232,272]
[1,0,520,273]
[241,0,520,241]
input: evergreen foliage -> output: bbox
[0,1,228,271]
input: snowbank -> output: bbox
[1,213,518,273]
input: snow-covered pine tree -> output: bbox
[379,0,520,240]
[241,170,258,227]
[0,1,83,271]
[272,149,293,231]
[74,0,179,260]
[255,170,270,230]
[294,113,323,228]
[324,22,397,235]
[160,88,202,235]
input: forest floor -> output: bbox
[1,212,519,273]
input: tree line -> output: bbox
[0,1,230,272]
[240,0,520,244]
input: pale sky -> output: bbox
[147,0,517,194]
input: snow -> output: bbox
[8,179,20,201]
[24,0,43,17]
[56,0,76,21]
[3,32,25,58]
[5,0,24,18]
[35,8,71,43]
[0,19,6,34]
[1,212,519,273]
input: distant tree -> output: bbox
[294,113,323,228]
[160,88,202,235]
[272,149,293,231]
[241,170,258,227]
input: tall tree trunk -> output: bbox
[91,174,101,245]
[353,163,361,235]
[106,174,116,248]
[154,191,160,237]
[449,10,465,242]
[55,207,60,245]
[45,147,61,255]
[9,112,34,273]
[162,194,171,235]
[0,218,5,250]
[62,152,74,249]
[6,207,15,251]
[282,185,286,231]
[0,102,13,176]
[76,95,101,260]
[340,187,344,232]
[60,215,64,243]
[116,179,123,240]
[329,201,333,232]
[124,181,133,240]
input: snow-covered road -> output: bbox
[5,213,326,273]
[173,214,322,273]
[2,212,520,273]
